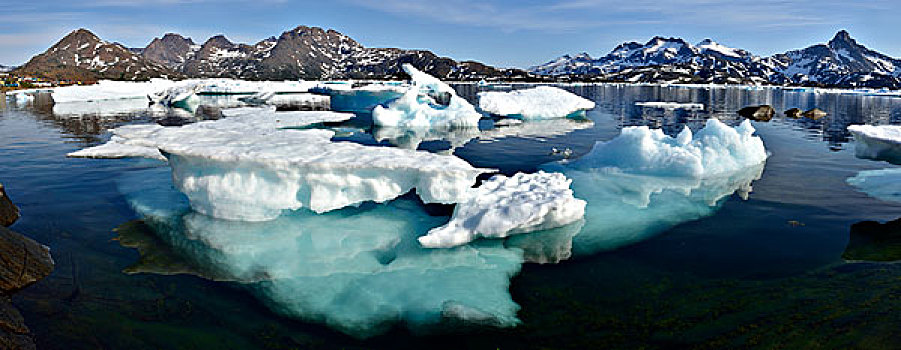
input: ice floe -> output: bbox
[419,171,586,248]
[543,118,767,253]
[847,168,901,203]
[848,124,901,164]
[477,86,595,119]
[567,119,767,178]
[372,64,482,127]
[69,108,490,221]
[635,102,705,110]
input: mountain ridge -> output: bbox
[530,30,901,88]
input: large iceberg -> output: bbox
[848,124,901,164]
[117,167,525,338]
[69,108,491,221]
[543,118,768,254]
[567,119,768,178]
[420,171,586,248]
[477,86,595,120]
[372,64,482,127]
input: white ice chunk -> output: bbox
[847,168,901,203]
[635,102,705,110]
[542,118,767,254]
[71,110,490,221]
[372,64,482,127]
[419,171,586,248]
[848,124,901,164]
[567,119,767,178]
[477,86,595,119]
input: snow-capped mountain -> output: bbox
[136,26,518,80]
[770,30,901,88]
[15,29,177,81]
[0,65,14,73]
[531,31,901,88]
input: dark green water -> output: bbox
[3,85,901,349]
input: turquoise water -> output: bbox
[3,85,901,348]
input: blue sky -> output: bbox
[2,0,899,68]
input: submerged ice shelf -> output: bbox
[847,168,901,204]
[478,86,596,119]
[69,107,491,221]
[419,172,586,248]
[372,64,482,127]
[118,168,532,338]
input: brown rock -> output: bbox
[784,108,802,119]
[737,105,775,122]
[803,108,828,120]
[0,185,18,228]
[0,226,53,295]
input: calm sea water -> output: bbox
[3,85,901,349]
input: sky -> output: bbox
[2,0,900,68]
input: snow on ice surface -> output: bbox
[51,79,177,103]
[635,101,705,110]
[847,168,901,204]
[477,86,595,120]
[372,64,482,127]
[542,118,767,254]
[51,98,150,117]
[566,119,768,178]
[69,108,490,221]
[119,167,525,338]
[848,124,901,164]
[420,171,586,248]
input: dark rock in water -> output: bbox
[194,105,223,120]
[0,225,53,350]
[0,226,53,294]
[842,218,901,262]
[737,105,774,122]
[429,91,452,106]
[784,108,802,119]
[0,184,18,228]
[802,108,828,120]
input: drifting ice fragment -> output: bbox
[635,102,705,110]
[69,109,490,221]
[543,118,768,253]
[311,83,406,112]
[419,171,587,248]
[848,124,901,165]
[567,119,768,178]
[478,86,595,119]
[847,168,901,204]
[372,64,482,127]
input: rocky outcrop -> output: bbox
[802,108,828,120]
[784,108,802,119]
[0,184,53,350]
[737,105,775,122]
[0,185,17,227]
[843,218,901,262]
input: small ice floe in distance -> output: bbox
[478,86,595,119]
[634,101,704,110]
